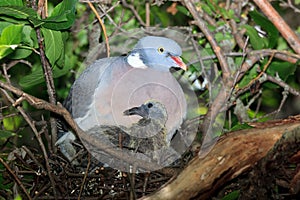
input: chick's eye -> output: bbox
[147,103,153,108]
[158,47,164,53]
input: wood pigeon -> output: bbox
[56,36,187,165]
[86,100,175,169]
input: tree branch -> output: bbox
[253,0,300,54]
[141,118,300,200]
[182,0,230,79]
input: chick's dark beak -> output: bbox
[123,104,149,118]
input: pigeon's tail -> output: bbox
[56,118,79,165]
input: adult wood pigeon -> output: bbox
[56,36,187,165]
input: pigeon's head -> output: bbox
[123,100,168,124]
[126,36,187,72]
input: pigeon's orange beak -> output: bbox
[171,56,187,71]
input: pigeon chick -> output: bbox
[86,100,169,165]
[122,100,168,160]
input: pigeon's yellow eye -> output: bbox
[158,47,164,53]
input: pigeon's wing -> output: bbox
[70,57,120,119]
[70,57,133,131]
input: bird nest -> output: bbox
[2,142,195,199]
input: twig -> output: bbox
[238,52,274,91]
[236,49,300,83]
[280,0,300,14]
[1,88,58,199]
[121,0,146,26]
[183,0,231,80]
[266,73,300,96]
[78,153,91,200]
[182,0,233,141]
[253,0,300,54]
[6,60,32,70]
[0,155,32,200]
[2,64,12,85]
[87,1,110,57]
[37,0,47,18]
[36,26,57,156]
[145,1,150,27]
[22,146,46,173]
[229,19,248,52]
[189,49,300,65]
[97,3,127,33]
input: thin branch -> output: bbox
[145,1,150,27]
[189,49,300,67]
[121,0,146,26]
[280,0,300,14]
[253,0,300,54]
[182,0,231,80]
[78,153,91,200]
[266,73,300,96]
[0,88,57,199]
[237,49,300,83]
[229,19,249,52]
[0,157,32,200]
[238,52,275,91]
[87,1,110,57]
[98,2,127,33]
[36,25,58,165]
[182,0,233,141]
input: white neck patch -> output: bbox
[127,52,148,69]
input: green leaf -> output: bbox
[0,24,23,59]
[0,0,23,6]
[266,61,297,81]
[14,194,22,200]
[0,6,36,20]
[230,123,253,131]
[221,190,240,200]
[215,32,224,42]
[0,21,13,34]
[41,28,63,67]
[41,0,77,30]
[9,47,32,59]
[201,3,213,16]
[0,44,16,59]
[3,115,22,131]
[249,10,279,48]
[22,25,34,46]
[0,15,28,25]
[9,25,34,59]
[0,130,16,144]
[204,0,216,14]
[0,24,23,45]
[241,24,265,50]
[176,5,190,17]
[20,58,72,88]
[19,65,44,88]
[238,64,258,88]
